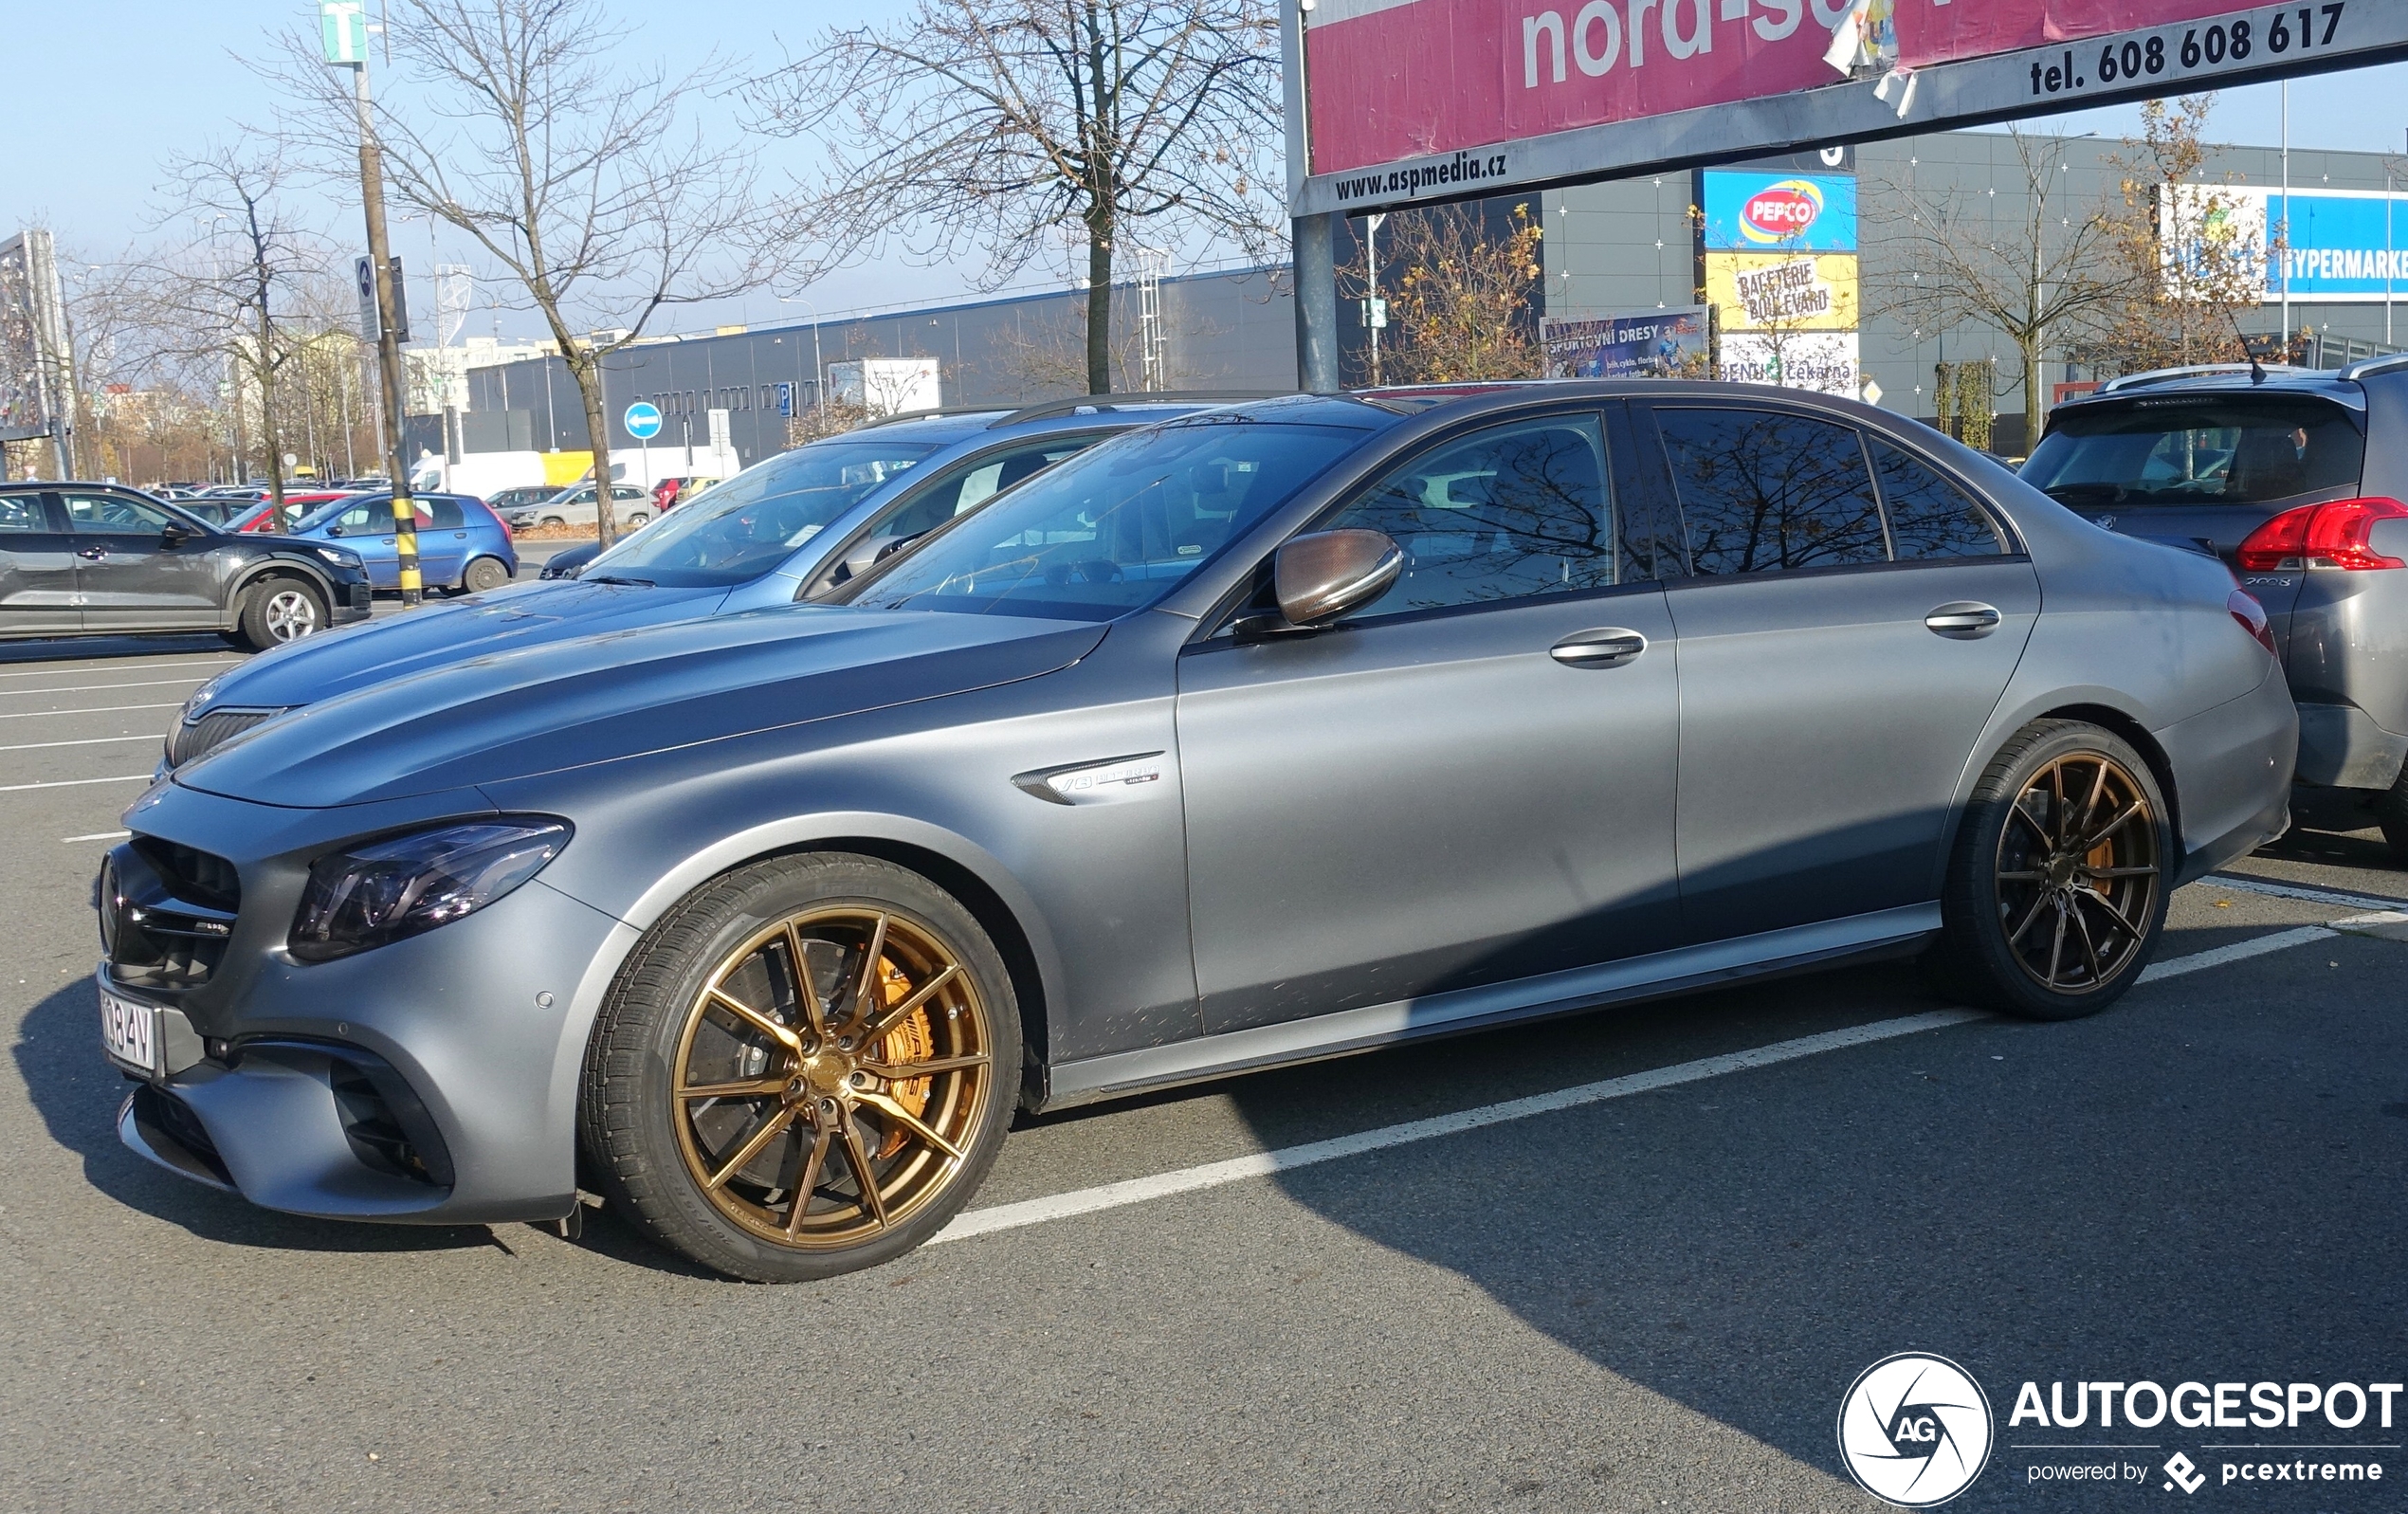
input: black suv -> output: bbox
[0,483,373,648]
[2025,359,2408,857]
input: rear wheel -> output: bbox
[625,511,650,527]
[461,556,511,593]
[234,577,326,650]
[581,853,1018,1281]
[1929,720,2169,1020]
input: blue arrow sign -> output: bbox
[623,401,664,441]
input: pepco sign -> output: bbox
[1740,179,1826,244]
[1702,170,1857,252]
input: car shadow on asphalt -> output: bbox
[13,981,501,1257]
[0,632,239,666]
[2253,822,2403,879]
[1216,935,2408,1510]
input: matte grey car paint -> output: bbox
[97,382,2295,1228]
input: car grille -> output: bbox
[100,839,242,992]
[167,707,283,768]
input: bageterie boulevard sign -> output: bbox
[1288,0,2408,215]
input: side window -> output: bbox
[1320,413,1615,619]
[1657,408,1888,575]
[884,440,1095,539]
[63,491,176,536]
[338,503,380,533]
[422,497,465,529]
[1872,443,2007,560]
[0,495,48,532]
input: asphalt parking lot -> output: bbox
[3,631,2404,1513]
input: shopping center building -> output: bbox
[447,126,2408,473]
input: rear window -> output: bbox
[2024,395,2363,508]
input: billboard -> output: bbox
[2160,184,2408,301]
[1718,331,1860,393]
[1700,172,1857,251]
[1706,252,1859,330]
[1291,0,2408,216]
[0,231,71,451]
[1541,305,1714,377]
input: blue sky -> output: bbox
[11,2,2407,339]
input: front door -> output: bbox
[1644,403,2041,941]
[1177,411,1683,1032]
[0,492,81,634]
[61,490,222,630]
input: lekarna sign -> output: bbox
[623,402,664,441]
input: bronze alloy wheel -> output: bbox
[669,905,994,1250]
[1992,751,2161,994]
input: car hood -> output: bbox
[195,579,730,709]
[175,605,1108,808]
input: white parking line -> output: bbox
[934,1009,1985,1246]
[0,734,166,754]
[0,678,209,697]
[0,774,152,793]
[63,830,132,843]
[0,658,237,680]
[0,702,186,721]
[2204,873,2408,915]
[2137,925,2337,982]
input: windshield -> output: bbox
[2024,395,2363,508]
[582,437,940,587]
[840,421,1371,620]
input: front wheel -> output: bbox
[1928,720,2170,1020]
[2373,767,2408,863]
[235,577,326,650]
[581,853,1020,1281]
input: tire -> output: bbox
[625,511,649,528]
[539,515,565,528]
[1927,720,2171,1021]
[234,577,327,650]
[581,852,1020,1282]
[461,556,511,593]
[2376,768,2408,863]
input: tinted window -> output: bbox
[2023,396,2363,508]
[879,437,1102,540]
[844,421,1369,620]
[0,495,46,532]
[1320,414,1615,618]
[1658,409,1886,575]
[423,496,465,529]
[1872,444,2007,559]
[63,492,177,535]
[583,436,941,588]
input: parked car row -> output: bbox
[99,379,2301,1286]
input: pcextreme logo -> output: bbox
[1838,1353,1996,1507]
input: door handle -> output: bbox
[1925,602,2002,638]
[76,544,107,561]
[1549,628,1649,667]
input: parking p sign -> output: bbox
[623,401,663,441]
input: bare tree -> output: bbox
[116,141,333,519]
[2094,96,2268,374]
[1376,204,1545,384]
[273,0,784,545]
[757,0,1281,395]
[1870,127,2141,445]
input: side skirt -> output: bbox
[1041,903,1942,1111]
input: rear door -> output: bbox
[415,495,470,585]
[61,490,222,630]
[1642,401,2040,941]
[0,491,81,633]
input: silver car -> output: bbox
[95,384,2294,1281]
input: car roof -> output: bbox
[2054,365,2374,416]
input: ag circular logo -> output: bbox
[1836,1353,1994,1507]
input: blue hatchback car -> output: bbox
[182,398,1244,715]
[283,491,520,594]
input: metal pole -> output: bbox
[1365,212,1386,387]
[1293,211,1339,392]
[350,59,422,606]
[2279,81,2290,355]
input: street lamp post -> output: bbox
[323,1,421,607]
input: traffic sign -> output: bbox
[321,1,369,65]
[623,402,663,440]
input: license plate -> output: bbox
[99,986,158,1077]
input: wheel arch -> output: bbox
[1934,696,2185,895]
[227,561,335,629]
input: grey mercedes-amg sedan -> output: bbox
[94,384,2295,1280]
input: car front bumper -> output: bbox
[101,786,628,1226]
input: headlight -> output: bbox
[288,819,570,962]
[316,546,361,569]
[178,675,225,725]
